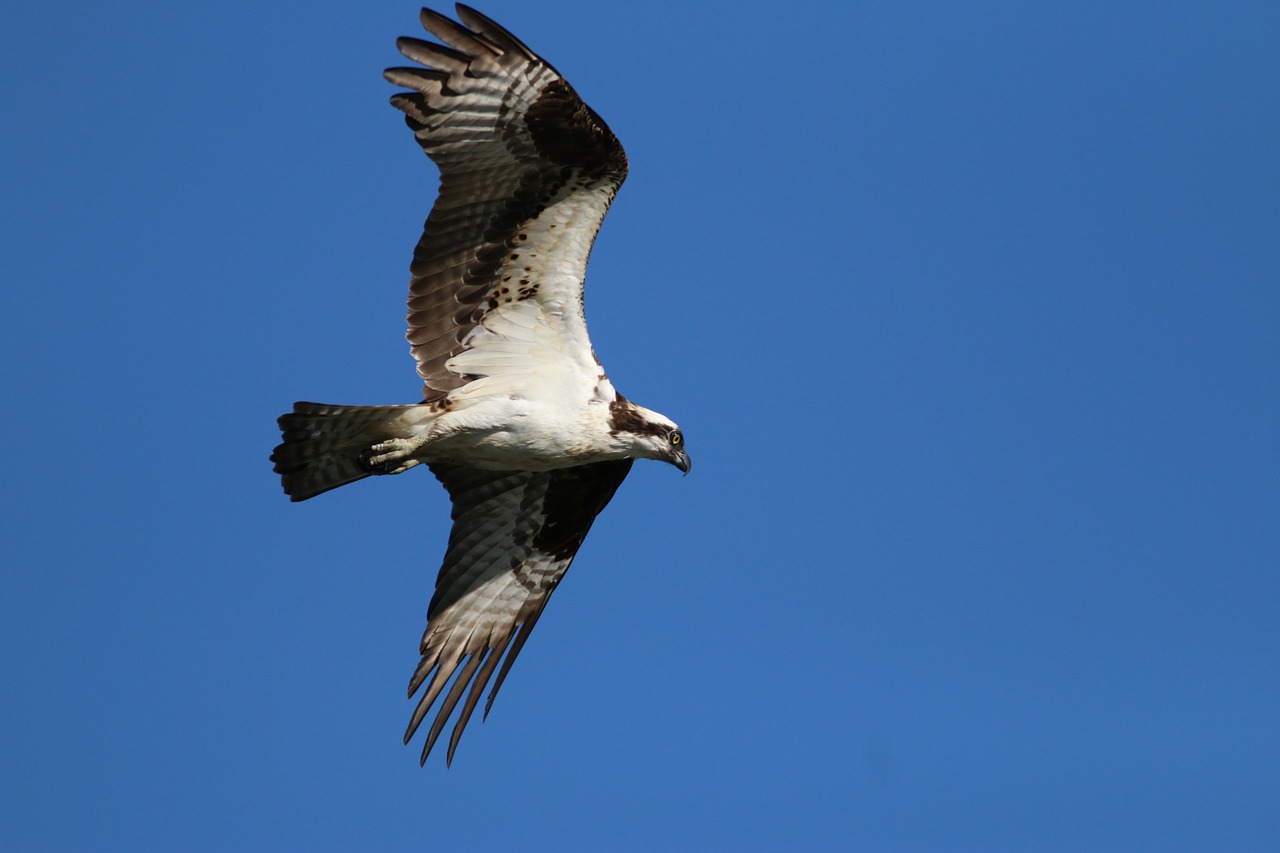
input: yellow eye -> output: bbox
[670,431,683,447]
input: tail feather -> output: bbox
[271,402,424,501]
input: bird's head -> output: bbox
[608,398,690,474]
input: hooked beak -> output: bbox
[671,448,691,476]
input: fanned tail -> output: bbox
[271,402,428,501]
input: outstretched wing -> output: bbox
[384,5,629,403]
[406,459,633,765]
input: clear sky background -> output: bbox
[3,1,1278,850]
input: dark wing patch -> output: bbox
[525,79,629,176]
[385,6,628,402]
[406,459,633,765]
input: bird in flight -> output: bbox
[271,5,689,766]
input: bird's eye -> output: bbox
[669,431,683,447]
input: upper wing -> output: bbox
[406,459,633,765]
[384,5,629,403]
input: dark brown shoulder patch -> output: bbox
[525,79,628,180]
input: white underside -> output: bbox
[371,189,672,473]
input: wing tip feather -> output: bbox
[417,6,501,58]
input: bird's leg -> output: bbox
[364,433,432,475]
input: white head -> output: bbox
[608,397,690,473]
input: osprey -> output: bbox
[271,5,688,766]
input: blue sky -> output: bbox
[3,1,1278,850]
